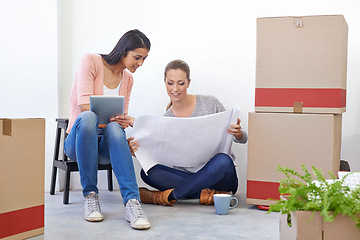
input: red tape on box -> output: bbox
[0,205,44,239]
[247,180,280,200]
[255,88,346,108]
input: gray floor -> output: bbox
[30,190,280,240]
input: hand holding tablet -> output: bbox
[110,114,134,129]
[90,95,125,125]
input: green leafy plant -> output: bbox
[268,165,360,229]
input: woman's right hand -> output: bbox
[111,113,135,129]
[127,137,139,157]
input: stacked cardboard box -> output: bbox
[247,15,348,206]
[280,211,360,239]
[0,119,45,240]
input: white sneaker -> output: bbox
[125,199,151,229]
[84,191,103,222]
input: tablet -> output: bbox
[90,95,125,124]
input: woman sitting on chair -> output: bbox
[128,59,248,206]
[64,29,151,229]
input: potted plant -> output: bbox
[268,165,360,239]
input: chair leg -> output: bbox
[107,169,113,191]
[63,167,71,204]
[50,165,57,195]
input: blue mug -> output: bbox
[213,194,238,215]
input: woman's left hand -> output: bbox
[127,137,139,157]
[227,118,243,141]
[110,113,135,129]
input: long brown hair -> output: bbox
[101,29,151,65]
[164,59,190,110]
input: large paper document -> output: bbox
[131,107,240,173]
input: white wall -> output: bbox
[2,0,358,195]
[58,0,360,194]
[1,0,58,193]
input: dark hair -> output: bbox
[101,29,151,65]
[164,59,190,81]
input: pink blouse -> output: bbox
[67,53,133,133]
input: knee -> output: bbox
[211,153,235,171]
[140,168,154,186]
[103,122,127,144]
[140,169,147,181]
[104,122,125,137]
[141,165,157,179]
[77,111,98,131]
[79,110,97,120]
[140,165,162,182]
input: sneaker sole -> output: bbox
[85,217,104,222]
[125,217,151,229]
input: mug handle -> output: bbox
[229,197,238,209]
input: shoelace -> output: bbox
[86,194,101,213]
[129,200,145,219]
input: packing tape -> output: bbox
[293,102,303,113]
[2,119,12,136]
[294,17,303,28]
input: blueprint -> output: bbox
[131,108,240,173]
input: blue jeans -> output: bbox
[64,111,139,205]
[140,153,238,200]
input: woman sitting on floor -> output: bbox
[128,59,248,206]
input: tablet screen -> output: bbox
[89,95,125,124]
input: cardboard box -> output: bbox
[246,112,341,206]
[0,119,45,240]
[280,211,360,240]
[255,15,348,114]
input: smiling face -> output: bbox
[122,47,149,73]
[165,69,191,103]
